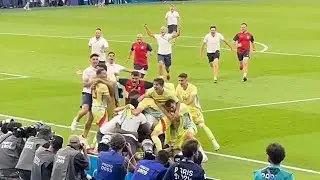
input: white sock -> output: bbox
[214,77,217,80]
[243,73,247,77]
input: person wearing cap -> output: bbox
[50,135,89,180]
[131,150,169,180]
[97,133,133,180]
[30,135,63,180]
[16,124,52,180]
[127,34,153,79]
[0,122,24,180]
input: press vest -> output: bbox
[30,146,55,180]
[132,160,167,180]
[97,150,126,180]
[0,134,24,169]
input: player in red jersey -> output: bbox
[233,23,256,82]
[128,34,153,79]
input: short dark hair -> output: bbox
[131,71,140,77]
[51,135,63,150]
[178,73,188,78]
[153,78,164,86]
[266,143,286,165]
[157,150,170,164]
[96,68,106,75]
[98,143,110,153]
[182,139,199,158]
[108,52,115,56]
[210,25,217,29]
[241,23,248,26]
[90,53,99,59]
[97,63,108,71]
[109,133,126,151]
[96,28,102,31]
[164,99,176,108]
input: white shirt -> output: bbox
[99,115,119,135]
[120,113,147,133]
[88,37,109,61]
[165,11,180,25]
[203,32,225,53]
[82,66,97,94]
[106,62,125,77]
[154,34,173,55]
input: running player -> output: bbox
[88,28,109,61]
[144,24,180,80]
[160,99,208,162]
[132,78,180,152]
[165,4,180,45]
[175,73,220,151]
[200,25,233,83]
[233,23,256,82]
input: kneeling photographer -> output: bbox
[16,123,53,180]
[131,149,169,180]
[0,121,24,180]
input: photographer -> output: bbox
[30,135,63,180]
[163,139,205,180]
[97,133,134,180]
[50,135,89,180]
[0,122,24,180]
[254,143,294,180]
[131,150,169,180]
[16,124,52,180]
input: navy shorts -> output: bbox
[81,92,92,110]
[237,50,250,61]
[134,64,148,71]
[168,25,178,34]
[157,54,172,68]
[207,51,220,63]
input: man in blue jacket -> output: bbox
[254,143,294,180]
[131,150,169,180]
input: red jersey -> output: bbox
[233,32,254,54]
[131,42,152,66]
[125,79,146,96]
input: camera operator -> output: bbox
[50,135,89,180]
[97,133,135,180]
[131,149,169,180]
[15,124,52,180]
[163,139,206,180]
[30,135,63,180]
[0,122,24,180]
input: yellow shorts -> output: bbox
[190,109,204,125]
[92,106,108,127]
[174,128,196,149]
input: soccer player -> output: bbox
[132,78,180,152]
[87,68,111,138]
[127,34,153,78]
[160,99,208,162]
[200,25,233,83]
[254,143,294,180]
[88,28,109,61]
[144,24,180,81]
[233,23,256,82]
[176,73,220,151]
[105,52,131,82]
[165,4,180,34]
[71,54,99,132]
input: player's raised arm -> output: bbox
[144,24,155,39]
[172,28,181,39]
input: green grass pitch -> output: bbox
[0,0,320,179]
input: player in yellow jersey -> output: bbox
[132,78,180,152]
[176,73,220,151]
[159,99,208,162]
[81,68,112,141]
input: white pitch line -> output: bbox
[2,32,320,58]
[202,97,320,113]
[0,113,319,175]
[0,72,27,77]
[0,76,29,81]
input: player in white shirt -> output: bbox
[104,52,132,82]
[165,4,180,34]
[144,24,180,81]
[88,28,109,61]
[71,54,99,132]
[200,25,233,83]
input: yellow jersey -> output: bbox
[145,87,179,104]
[92,83,110,107]
[164,82,175,95]
[175,83,201,112]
